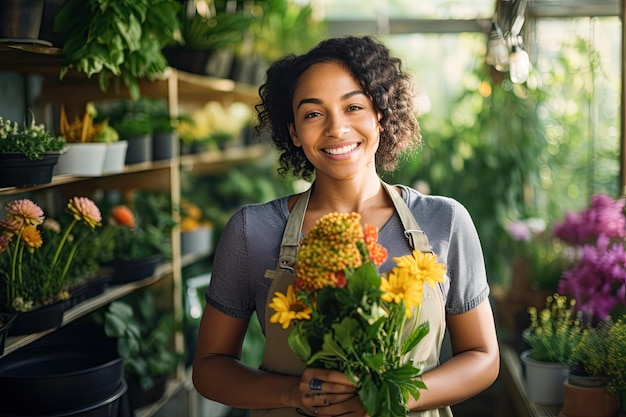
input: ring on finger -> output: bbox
[308,378,323,391]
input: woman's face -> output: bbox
[289,61,382,181]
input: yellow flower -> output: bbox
[269,285,312,329]
[67,197,102,229]
[393,250,447,288]
[5,199,44,226]
[381,268,424,317]
[21,225,43,250]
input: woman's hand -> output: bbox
[296,368,368,417]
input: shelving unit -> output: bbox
[0,41,265,417]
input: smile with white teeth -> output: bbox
[323,143,358,155]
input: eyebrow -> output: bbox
[296,90,365,109]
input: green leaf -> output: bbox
[288,325,312,361]
[358,375,381,416]
[402,321,430,355]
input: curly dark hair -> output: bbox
[255,35,421,180]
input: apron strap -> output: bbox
[380,182,433,253]
[264,187,311,279]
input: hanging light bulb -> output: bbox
[509,44,530,83]
[486,22,509,72]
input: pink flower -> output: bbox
[67,197,102,229]
[4,199,44,226]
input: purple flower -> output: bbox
[558,235,626,321]
[553,194,626,245]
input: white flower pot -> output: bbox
[102,141,128,174]
[520,349,569,405]
[181,226,213,257]
[54,143,107,176]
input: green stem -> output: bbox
[10,227,24,287]
[60,236,82,285]
[51,219,77,269]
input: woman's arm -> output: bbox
[408,299,500,410]
[193,304,359,416]
[192,304,302,410]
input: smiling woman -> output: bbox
[192,35,499,417]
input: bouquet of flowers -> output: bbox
[269,212,447,417]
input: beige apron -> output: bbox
[253,183,452,417]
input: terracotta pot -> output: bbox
[559,380,619,417]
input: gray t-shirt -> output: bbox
[206,185,489,334]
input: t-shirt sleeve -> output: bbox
[205,207,256,319]
[445,200,490,315]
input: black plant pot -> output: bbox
[0,323,125,416]
[152,131,178,161]
[0,313,17,357]
[8,299,65,336]
[0,152,60,188]
[124,135,152,165]
[0,0,46,42]
[111,254,162,284]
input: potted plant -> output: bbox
[0,115,66,187]
[0,196,102,335]
[562,317,626,416]
[98,290,180,410]
[98,192,175,284]
[162,0,252,76]
[521,293,584,405]
[53,0,181,100]
[56,103,126,176]
[179,199,213,257]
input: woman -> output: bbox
[193,35,499,417]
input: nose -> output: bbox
[324,112,350,138]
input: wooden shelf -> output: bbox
[1,39,266,417]
[500,343,561,417]
[3,263,171,357]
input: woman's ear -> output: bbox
[377,113,384,132]
[289,123,301,147]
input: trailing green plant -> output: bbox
[54,0,181,100]
[97,290,180,391]
[0,116,66,160]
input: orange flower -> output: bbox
[364,224,387,266]
[111,205,135,228]
[21,225,43,250]
[5,199,44,226]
